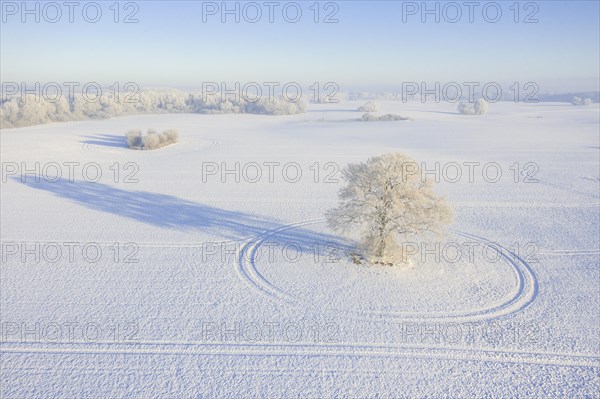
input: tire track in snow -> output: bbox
[537,181,600,200]
[2,340,597,368]
[235,220,539,323]
[520,169,600,200]
[0,239,246,249]
[538,249,600,257]
[235,220,320,304]
[454,201,600,208]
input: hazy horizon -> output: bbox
[1,1,599,92]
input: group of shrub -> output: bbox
[361,113,409,122]
[571,96,594,106]
[357,99,490,118]
[126,129,179,150]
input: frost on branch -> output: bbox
[326,153,453,265]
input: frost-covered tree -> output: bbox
[19,96,51,126]
[0,98,22,128]
[458,99,488,115]
[126,129,142,148]
[474,98,489,114]
[326,153,453,265]
[357,101,379,112]
[457,101,473,115]
[1,88,307,129]
[572,96,593,106]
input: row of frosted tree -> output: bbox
[0,89,308,129]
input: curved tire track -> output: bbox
[235,220,320,304]
[236,220,539,322]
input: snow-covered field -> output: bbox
[1,101,599,397]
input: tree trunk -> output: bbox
[376,211,387,258]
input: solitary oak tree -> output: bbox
[326,153,453,265]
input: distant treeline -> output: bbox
[0,89,307,129]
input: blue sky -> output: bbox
[1,1,599,92]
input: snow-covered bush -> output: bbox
[163,129,179,142]
[142,133,160,149]
[126,128,179,150]
[457,99,488,115]
[126,129,142,147]
[571,96,593,106]
[474,99,489,114]
[357,101,379,112]
[361,113,409,122]
[326,153,453,265]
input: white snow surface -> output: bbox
[1,101,599,397]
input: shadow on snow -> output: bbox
[16,178,351,253]
[81,134,128,148]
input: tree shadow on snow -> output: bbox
[16,178,351,253]
[81,134,128,148]
[306,109,358,113]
